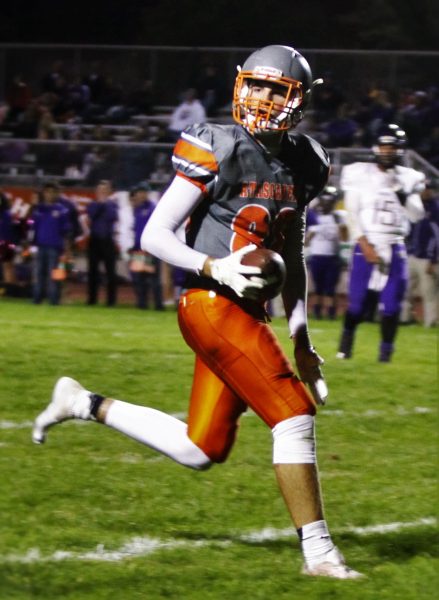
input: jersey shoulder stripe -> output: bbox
[173,129,218,181]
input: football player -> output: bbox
[337,124,425,361]
[306,186,348,319]
[33,45,362,579]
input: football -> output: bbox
[241,247,286,302]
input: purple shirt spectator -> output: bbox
[133,200,156,249]
[406,196,439,262]
[32,201,69,251]
[87,199,118,239]
[0,200,14,243]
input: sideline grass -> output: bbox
[0,298,437,599]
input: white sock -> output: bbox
[71,390,95,420]
[104,400,212,470]
[299,520,335,566]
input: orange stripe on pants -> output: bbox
[178,289,315,462]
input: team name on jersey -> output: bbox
[239,181,296,202]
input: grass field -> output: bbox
[0,298,437,599]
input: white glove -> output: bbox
[210,244,265,299]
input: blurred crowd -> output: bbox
[298,73,439,168]
[0,60,438,181]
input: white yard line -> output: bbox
[1,517,436,564]
[0,420,34,430]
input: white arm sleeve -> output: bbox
[141,176,208,273]
[405,193,425,223]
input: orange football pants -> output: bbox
[177,289,315,463]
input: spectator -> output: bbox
[0,191,17,284]
[312,71,345,123]
[195,63,226,117]
[14,100,41,138]
[57,185,82,249]
[30,182,70,305]
[167,88,207,142]
[172,266,186,307]
[306,187,348,319]
[360,88,396,145]
[86,179,119,306]
[37,107,56,139]
[115,128,153,190]
[82,61,107,104]
[5,74,32,122]
[65,74,91,118]
[41,60,65,95]
[85,146,118,186]
[324,103,359,147]
[401,181,439,327]
[128,182,164,310]
[398,90,428,145]
[59,128,87,179]
[422,125,439,169]
[126,79,156,116]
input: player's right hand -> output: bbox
[209,244,265,299]
[358,236,380,264]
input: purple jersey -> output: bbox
[133,200,156,249]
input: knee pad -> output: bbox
[272,414,316,464]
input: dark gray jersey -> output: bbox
[172,123,329,258]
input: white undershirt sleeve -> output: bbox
[141,176,209,273]
[405,192,425,223]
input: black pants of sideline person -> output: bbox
[87,236,118,306]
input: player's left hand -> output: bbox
[294,345,328,405]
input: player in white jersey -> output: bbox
[306,186,348,319]
[337,124,425,361]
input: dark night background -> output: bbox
[1,0,439,50]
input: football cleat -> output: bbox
[378,342,394,363]
[32,377,92,444]
[336,330,354,359]
[302,546,364,579]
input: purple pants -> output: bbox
[309,254,341,296]
[347,243,408,317]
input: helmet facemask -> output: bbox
[373,125,407,168]
[233,68,304,133]
[373,143,403,168]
